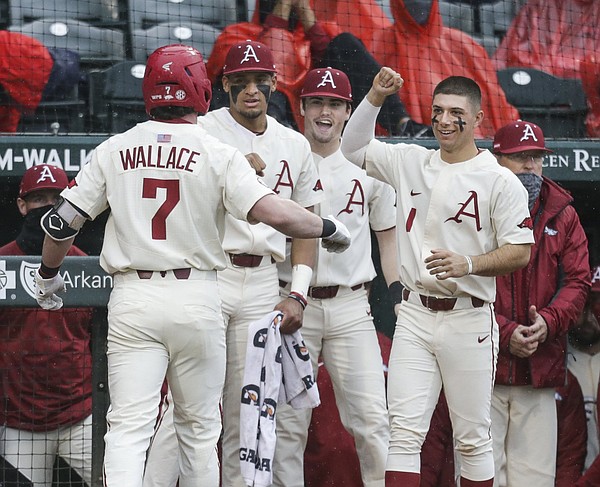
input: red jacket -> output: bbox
[495,178,590,388]
[0,241,94,430]
[492,0,600,137]
[368,0,518,139]
[0,32,53,133]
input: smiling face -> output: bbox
[301,96,351,156]
[431,93,483,161]
[222,71,276,130]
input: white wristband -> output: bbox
[465,255,473,275]
[290,264,313,297]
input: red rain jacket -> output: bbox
[0,32,53,132]
[369,0,518,138]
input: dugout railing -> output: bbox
[0,256,110,487]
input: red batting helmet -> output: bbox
[301,67,352,102]
[19,164,69,198]
[222,40,276,76]
[142,44,212,115]
[493,120,553,154]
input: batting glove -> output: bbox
[321,215,351,253]
[34,269,66,310]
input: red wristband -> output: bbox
[288,291,307,310]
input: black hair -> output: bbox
[433,76,482,110]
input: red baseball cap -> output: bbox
[301,67,353,102]
[222,40,276,76]
[19,164,69,198]
[493,120,553,154]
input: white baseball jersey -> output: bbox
[61,120,273,274]
[199,108,322,261]
[278,147,396,287]
[363,141,534,302]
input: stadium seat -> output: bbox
[17,83,86,134]
[497,67,588,138]
[439,1,475,35]
[127,0,237,32]
[479,0,517,39]
[8,0,119,26]
[131,22,221,62]
[9,19,125,69]
[88,60,147,133]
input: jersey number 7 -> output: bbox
[142,178,180,240]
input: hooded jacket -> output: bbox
[0,31,53,133]
[495,177,590,388]
[369,0,518,138]
[205,0,392,133]
[492,0,600,137]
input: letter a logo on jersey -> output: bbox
[445,191,482,231]
[273,160,294,194]
[241,44,260,65]
[338,179,365,216]
[317,69,337,89]
[520,123,538,143]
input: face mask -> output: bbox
[404,0,434,25]
[16,204,53,255]
[516,173,542,211]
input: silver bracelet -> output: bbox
[465,255,473,275]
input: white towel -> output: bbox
[240,311,320,487]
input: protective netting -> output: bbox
[0,0,597,137]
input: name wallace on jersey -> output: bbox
[119,145,200,173]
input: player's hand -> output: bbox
[274,297,304,334]
[372,67,403,98]
[425,249,470,280]
[525,305,548,343]
[509,324,539,358]
[245,152,266,177]
[34,269,65,310]
[321,215,351,253]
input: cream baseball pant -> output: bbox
[218,262,281,487]
[491,385,557,487]
[386,300,498,482]
[143,390,179,487]
[104,270,224,487]
[0,415,92,486]
[273,286,389,487]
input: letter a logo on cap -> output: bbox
[241,44,260,65]
[37,164,57,184]
[520,123,538,143]
[317,70,337,90]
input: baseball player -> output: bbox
[200,40,323,487]
[341,67,535,487]
[0,165,94,486]
[32,44,350,487]
[273,67,399,487]
[142,40,323,487]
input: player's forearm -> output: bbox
[41,235,74,269]
[341,97,379,168]
[250,195,325,239]
[471,243,531,277]
[375,227,399,286]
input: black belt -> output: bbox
[402,289,484,311]
[136,269,191,280]
[229,253,275,268]
[279,280,364,299]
